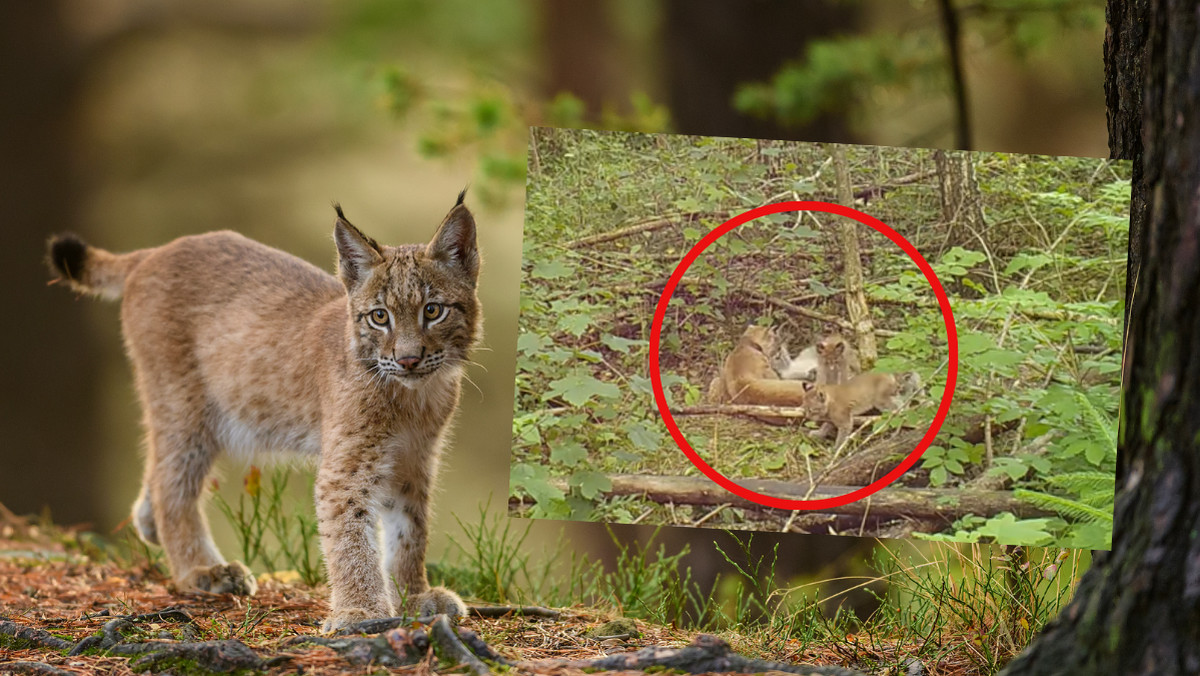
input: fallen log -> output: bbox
[669,403,810,419]
[514,474,1056,521]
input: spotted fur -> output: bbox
[47,194,481,632]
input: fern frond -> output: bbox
[1075,391,1115,450]
[1015,488,1113,524]
[1046,470,1115,498]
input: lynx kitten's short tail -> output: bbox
[47,234,152,301]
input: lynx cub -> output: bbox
[815,333,861,385]
[47,192,480,632]
[771,341,819,382]
[708,325,809,414]
[802,371,921,448]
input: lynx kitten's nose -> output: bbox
[396,355,421,370]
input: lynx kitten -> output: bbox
[47,192,480,632]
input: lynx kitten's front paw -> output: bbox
[180,562,258,596]
[413,586,468,619]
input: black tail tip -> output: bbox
[48,233,87,280]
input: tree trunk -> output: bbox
[1002,2,1199,673]
[661,0,858,142]
[830,144,876,364]
[0,2,104,524]
[933,149,986,258]
[536,0,629,117]
[1104,0,1148,338]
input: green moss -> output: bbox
[0,633,38,650]
[583,618,640,640]
[129,655,260,676]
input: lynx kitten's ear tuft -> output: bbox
[455,187,467,206]
[427,195,479,281]
[332,204,383,291]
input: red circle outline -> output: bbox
[648,200,958,511]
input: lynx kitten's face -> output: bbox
[744,325,778,354]
[347,249,479,387]
[335,205,481,389]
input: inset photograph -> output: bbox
[511,128,1125,547]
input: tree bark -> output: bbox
[1104,0,1148,338]
[933,149,986,258]
[830,144,877,364]
[1002,1,1200,673]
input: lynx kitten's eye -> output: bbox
[367,309,390,328]
[423,302,446,322]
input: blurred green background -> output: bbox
[3,0,1108,585]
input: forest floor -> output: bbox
[0,508,978,676]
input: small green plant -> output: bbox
[435,503,603,608]
[210,467,325,586]
[444,502,536,604]
[196,604,271,642]
[600,525,692,621]
[866,541,1085,673]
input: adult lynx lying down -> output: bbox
[47,192,480,632]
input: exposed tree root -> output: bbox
[2,609,866,675]
[470,604,561,619]
[119,639,274,672]
[0,618,74,651]
[331,605,561,636]
[430,614,491,675]
[331,616,426,637]
[286,632,419,667]
[0,661,75,675]
[533,634,863,675]
[456,625,519,667]
[67,606,193,655]
[292,614,491,673]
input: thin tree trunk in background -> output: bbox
[0,3,103,524]
[661,0,858,142]
[1002,2,1200,673]
[536,0,629,118]
[936,0,972,149]
[933,149,985,260]
[830,145,876,365]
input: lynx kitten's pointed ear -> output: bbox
[426,191,479,282]
[332,204,384,291]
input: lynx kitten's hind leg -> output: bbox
[146,425,255,596]
[132,474,159,546]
